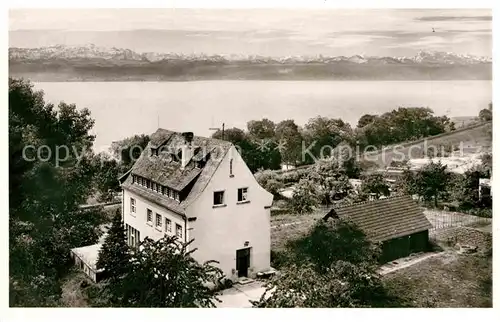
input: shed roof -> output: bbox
[71,243,103,272]
[326,195,432,242]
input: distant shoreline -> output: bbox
[24,79,494,83]
[9,75,493,83]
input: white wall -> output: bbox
[123,189,186,243]
[187,146,273,280]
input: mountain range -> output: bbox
[9,44,492,81]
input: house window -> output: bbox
[230,159,233,176]
[152,182,157,191]
[132,175,136,183]
[156,213,162,228]
[176,224,183,239]
[167,188,172,198]
[214,191,225,205]
[156,184,161,193]
[165,218,172,232]
[139,177,143,186]
[126,224,140,247]
[238,188,248,202]
[147,208,153,223]
[162,186,166,195]
[130,198,136,213]
[146,180,151,189]
[173,191,179,201]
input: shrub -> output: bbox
[290,178,320,214]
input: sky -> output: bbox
[9,9,492,57]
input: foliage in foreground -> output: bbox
[9,78,106,306]
[255,220,392,307]
[97,234,223,307]
[95,209,131,304]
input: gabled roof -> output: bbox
[325,195,432,242]
[121,128,233,216]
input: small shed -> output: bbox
[324,195,433,263]
[70,243,105,283]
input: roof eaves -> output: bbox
[123,184,186,218]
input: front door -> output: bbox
[236,248,251,277]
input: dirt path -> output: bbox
[379,252,449,276]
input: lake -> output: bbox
[33,80,492,151]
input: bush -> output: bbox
[467,208,492,218]
[270,250,290,269]
[266,179,285,197]
[290,178,320,214]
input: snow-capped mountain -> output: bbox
[8,44,492,81]
[8,44,492,65]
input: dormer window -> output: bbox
[151,148,157,156]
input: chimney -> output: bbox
[181,132,194,169]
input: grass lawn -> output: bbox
[383,226,492,308]
[270,210,493,308]
[270,211,324,251]
[383,252,492,307]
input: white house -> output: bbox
[119,129,274,281]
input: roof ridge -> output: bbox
[155,128,233,145]
[333,194,411,209]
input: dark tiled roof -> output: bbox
[132,155,203,191]
[329,195,432,242]
[121,128,233,216]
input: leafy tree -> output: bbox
[254,169,285,197]
[394,168,417,196]
[414,161,449,207]
[253,220,388,308]
[302,116,353,161]
[357,114,377,128]
[120,236,223,307]
[242,139,282,172]
[448,162,492,210]
[264,179,286,197]
[308,159,352,205]
[360,173,390,199]
[334,141,363,178]
[275,119,303,166]
[247,118,276,140]
[253,261,389,308]
[290,220,381,272]
[290,178,320,214]
[110,134,150,169]
[9,78,105,306]
[357,107,454,148]
[478,103,492,122]
[212,127,247,145]
[92,153,121,202]
[96,209,131,304]
[213,127,281,173]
